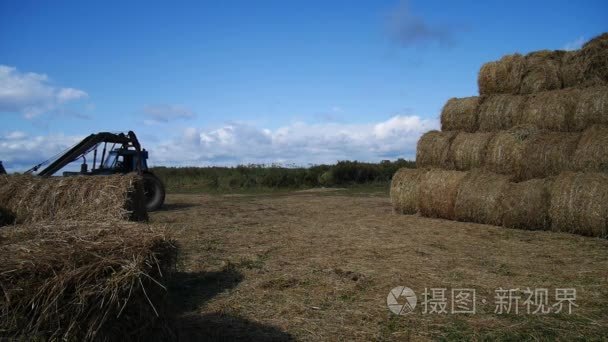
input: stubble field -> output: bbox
[151,189,608,341]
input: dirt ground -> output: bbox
[151,190,608,341]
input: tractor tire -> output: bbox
[143,173,165,211]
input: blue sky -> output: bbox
[1,0,606,171]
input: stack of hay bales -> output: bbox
[391,33,608,238]
[0,174,177,340]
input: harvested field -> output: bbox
[0,174,147,223]
[0,221,177,340]
[148,191,608,340]
[440,96,480,132]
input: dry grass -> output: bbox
[417,169,466,220]
[500,178,552,230]
[0,174,147,223]
[449,132,495,170]
[0,221,177,340]
[550,172,608,238]
[478,94,526,131]
[389,168,424,214]
[440,96,480,132]
[454,170,511,225]
[149,192,608,340]
[416,130,457,168]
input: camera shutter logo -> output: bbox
[387,286,417,315]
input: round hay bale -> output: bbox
[571,86,608,131]
[500,178,552,230]
[416,131,457,168]
[520,50,564,94]
[390,168,424,214]
[519,132,580,180]
[0,174,148,223]
[549,172,608,237]
[449,132,495,171]
[478,54,526,95]
[561,51,586,88]
[562,34,608,88]
[484,126,538,176]
[440,96,480,132]
[519,89,579,131]
[454,170,511,225]
[579,33,608,87]
[417,170,467,220]
[573,125,608,172]
[478,94,527,131]
[581,32,608,50]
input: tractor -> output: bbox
[0,131,165,211]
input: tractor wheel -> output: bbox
[143,173,165,211]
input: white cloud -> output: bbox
[152,115,438,166]
[563,36,585,51]
[0,115,437,171]
[0,65,88,118]
[0,131,82,172]
[142,104,196,124]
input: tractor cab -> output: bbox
[101,149,149,173]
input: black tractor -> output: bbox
[3,131,165,211]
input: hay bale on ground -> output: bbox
[390,168,425,214]
[550,172,608,237]
[0,221,177,340]
[454,170,511,226]
[573,125,608,172]
[449,132,495,170]
[478,94,527,131]
[519,132,580,180]
[416,131,457,168]
[478,54,526,95]
[417,170,467,220]
[520,50,564,94]
[500,178,552,230]
[0,173,147,223]
[519,89,579,131]
[571,86,608,131]
[484,126,538,176]
[440,96,480,132]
